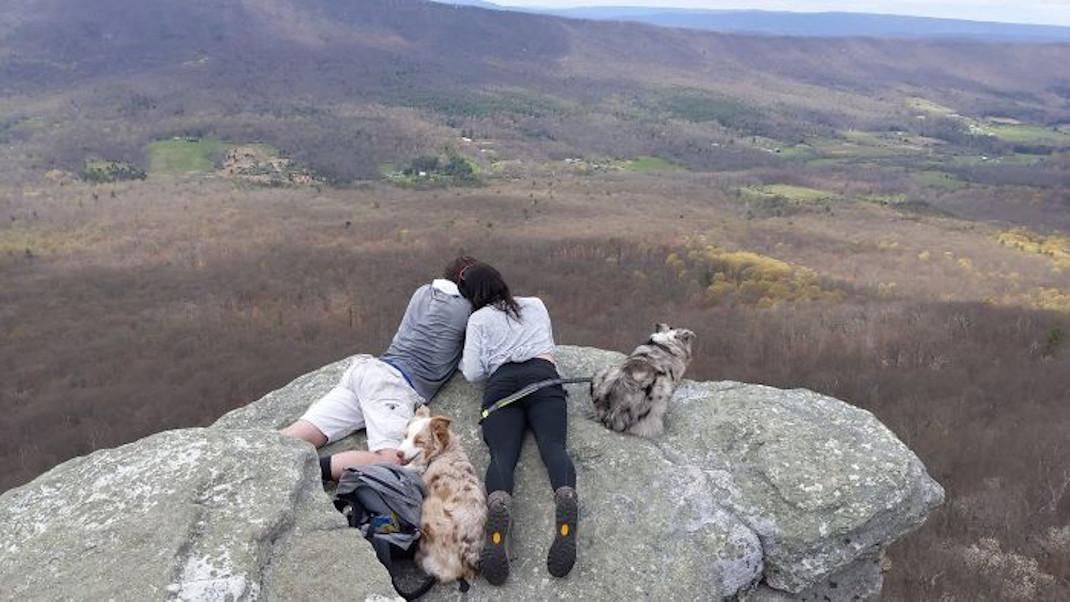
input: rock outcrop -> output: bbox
[0,346,943,600]
[0,428,396,601]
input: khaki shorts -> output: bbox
[300,355,423,450]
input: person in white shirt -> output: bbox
[457,262,577,585]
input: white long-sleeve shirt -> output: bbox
[460,297,556,382]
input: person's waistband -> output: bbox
[488,357,557,382]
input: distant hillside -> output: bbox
[4,0,1068,99]
[441,2,1070,43]
[1,0,1069,182]
[434,0,500,8]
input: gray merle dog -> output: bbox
[589,323,695,437]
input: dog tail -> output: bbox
[622,358,657,389]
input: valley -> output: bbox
[1,0,1068,598]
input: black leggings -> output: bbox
[481,358,576,495]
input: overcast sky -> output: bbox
[492,1,1070,27]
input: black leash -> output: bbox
[479,377,593,424]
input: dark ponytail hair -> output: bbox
[458,263,522,320]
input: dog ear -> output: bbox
[430,416,452,446]
[415,405,431,418]
[654,322,670,333]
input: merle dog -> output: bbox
[590,324,695,437]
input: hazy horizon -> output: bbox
[490,0,1070,27]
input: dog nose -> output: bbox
[396,450,405,461]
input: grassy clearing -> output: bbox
[861,193,909,205]
[907,97,1070,146]
[616,156,679,172]
[771,146,815,160]
[950,153,1046,167]
[979,123,1070,145]
[804,157,847,167]
[737,184,837,217]
[806,136,899,159]
[147,137,228,174]
[908,97,957,116]
[743,136,815,160]
[802,131,940,161]
[845,130,941,150]
[740,184,835,202]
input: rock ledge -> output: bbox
[0,346,943,601]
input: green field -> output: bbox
[844,130,941,149]
[979,123,1070,145]
[907,97,957,116]
[906,97,1070,146]
[617,156,679,172]
[147,137,228,174]
[740,184,835,202]
[950,153,1047,167]
[801,131,939,161]
[743,136,815,160]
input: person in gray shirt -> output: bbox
[280,256,475,480]
[457,263,578,585]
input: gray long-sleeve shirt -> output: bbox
[380,279,471,401]
[460,297,556,382]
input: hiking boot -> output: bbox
[547,486,578,578]
[481,490,512,586]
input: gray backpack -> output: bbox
[333,464,436,600]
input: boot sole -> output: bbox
[480,501,510,585]
[547,493,578,578]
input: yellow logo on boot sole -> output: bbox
[492,532,502,544]
[559,524,569,537]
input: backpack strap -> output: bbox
[366,532,395,568]
[396,572,436,601]
[360,524,435,600]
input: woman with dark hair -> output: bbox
[458,263,578,585]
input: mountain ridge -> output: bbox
[2,0,1069,182]
[432,1,1070,42]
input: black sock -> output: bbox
[319,455,333,481]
